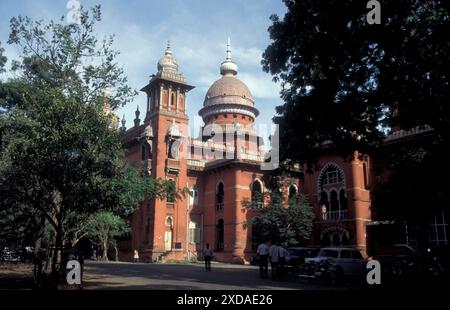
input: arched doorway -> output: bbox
[320,226,350,247]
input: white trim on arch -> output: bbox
[250,178,264,193]
[215,180,225,193]
[288,183,298,198]
[317,162,346,192]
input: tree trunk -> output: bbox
[113,243,119,262]
[102,240,108,261]
[52,225,63,274]
[45,230,56,273]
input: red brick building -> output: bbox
[118,41,379,263]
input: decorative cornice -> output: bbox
[198,103,259,119]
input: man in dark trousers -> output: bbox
[256,240,270,279]
[203,243,213,271]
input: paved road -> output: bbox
[83,260,365,290]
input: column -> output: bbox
[176,88,180,113]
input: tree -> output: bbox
[262,0,449,241]
[0,42,6,73]
[262,0,449,165]
[0,6,181,275]
[85,211,129,261]
[244,192,314,246]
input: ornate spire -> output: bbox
[165,40,172,55]
[134,106,141,127]
[226,37,231,61]
[157,40,178,74]
[120,114,126,133]
[220,37,238,76]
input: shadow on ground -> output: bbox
[82,261,365,290]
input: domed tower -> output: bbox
[137,42,194,261]
[199,38,259,126]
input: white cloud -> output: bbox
[238,71,281,100]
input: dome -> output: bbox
[157,41,178,74]
[204,76,254,107]
[199,38,259,121]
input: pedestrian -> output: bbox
[256,240,270,279]
[269,240,279,280]
[277,242,287,280]
[133,249,139,263]
[203,243,213,271]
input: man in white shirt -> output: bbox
[256,241,270,279]
[269,241,279,279]
[278,243,287,279]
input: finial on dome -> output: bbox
[220,37,238,76]
[226,37,231,61]
[165,40,172,55]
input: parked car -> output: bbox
[305,247,367,283]
[285,247,319,273]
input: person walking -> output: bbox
[256,240,270,279]
[277,243,287,280]
[269,241,279,280]
[203,243,213,271]
[133,249,139,263]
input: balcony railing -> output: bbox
[324,210,348,221]
[187,159,206,168]
[216,203,224,211]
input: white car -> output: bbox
[305,247,367,279]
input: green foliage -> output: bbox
[85,211,129,260]
[262,0,449,166]
[262,0,449,230]
[244,192,314,246]
[85,211,129,242]
[0,6,183,267]
[0,42,6,74]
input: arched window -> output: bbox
[171,93,176,106]
[320,191,329,209]
[330,190,339,212]
[318,163,345,189]
[165,216,173,228]
[216,219,224,251]
[251,180,263,208]
[339,189,347,210]
[318,163,347,221]
[288,184,298,200]
[216,182,224,211]
[189,185,198,206]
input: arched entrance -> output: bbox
[320,226,350,247]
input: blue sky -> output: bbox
[0,0,287,138]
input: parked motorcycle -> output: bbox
[298,259,334,284]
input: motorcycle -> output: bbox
[298,259,334,284]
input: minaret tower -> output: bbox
[139,42,194,260]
